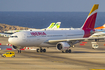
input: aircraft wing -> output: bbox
[47,37,105,43]
[88,37,105,40]
[47,38,88,43]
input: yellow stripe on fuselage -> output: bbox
[88,4,99,16]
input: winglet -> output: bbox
[81,4,99,30]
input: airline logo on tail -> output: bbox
[47,22,55,29]
[47,22,61,29]
[82,4,99,30]
[53,22,61,29]
[81,4,99,37]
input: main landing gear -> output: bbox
[18,50,21,53]
[95,39,99,42]
[62,49,71,53]
[36,48,46,53]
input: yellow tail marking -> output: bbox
[88,4,99,16]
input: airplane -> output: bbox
[0,22,61,37]
[89,30,105,41]
[51,22,61,29]
[61,24,105,42]
[88,24,105,41]
[4,22,61,33]
[8,4,99,53]
[36,22,61,30]
[95,24,105,30]
[46,22,55,29]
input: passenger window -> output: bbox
[14,36,16,37]
[10,36,18,38]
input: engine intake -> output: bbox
[56,42,70,51]
[12,45,18,49]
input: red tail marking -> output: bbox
[82,13,97,30]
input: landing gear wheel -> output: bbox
[18,50,19,53]
[95,39,99,42]
[40,49,43,52]
[68,49,71,53]
[37,49,39,52]
[18,50,21,53]
[20,50,21,53]
[43,49,46,52]
[62,51,65,53]
[65,50,68,53]
[62,49,71,53]
[36,48,46,53]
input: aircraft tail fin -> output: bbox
[47,22,55,29]
[52,22,61,29]
[81,4,99,30]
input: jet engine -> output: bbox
[56,42,70,51]
[12,45,18,49]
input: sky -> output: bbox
[0,0,105,12]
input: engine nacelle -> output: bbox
[56,42,70,51]
[12,45,18,49]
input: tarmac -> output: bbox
[0,36,105,70]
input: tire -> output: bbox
[95,39,97,42]
[18,50,19,53]
[65,50,68,53]
[18,50,21,53]
[37,49,39,52]
[3,56,6,57]
[68,49,71,53]
[43,49,46,52]
[12,55,15,57]
[40,49,43,52]
[62,51,65,53]
[20,50,21,53]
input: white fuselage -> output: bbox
[8,29,84,47]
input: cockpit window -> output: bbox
[10,36,18,38]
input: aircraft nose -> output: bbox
[8,36,23,46]
[8,38,12,44]
[8,38,17,45]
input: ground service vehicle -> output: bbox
[1,51,15,57]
